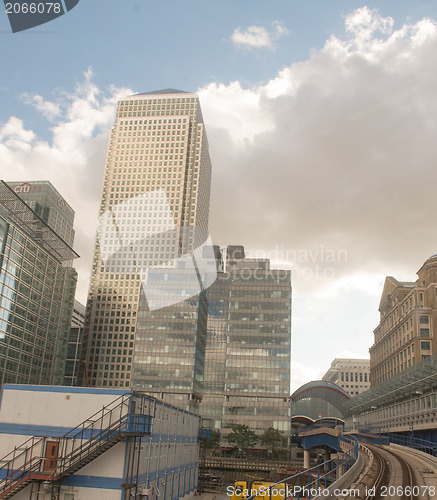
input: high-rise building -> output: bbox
[7,181,75,247]
[0,181,78,386]
[322,358,370,396]
[64,299,86,386]
[80,89,213,399]
[201,246,292,438]
[370,255,437,386]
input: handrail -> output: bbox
[0,436,44,468]
[241,436,359,500]
[55,412,130,477]
[388,433,437,456]
[61,392,131,439]
[0,393,153,498]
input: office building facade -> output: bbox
[81,89,212,401]
[64,299,86,386]
[7,181,75,247]
[201,246,292,437]
[370,254,437,386]
[322,358,370,396]
[0,181,77,386]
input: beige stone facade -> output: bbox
[370,255,437,385]
[322,358,370,396]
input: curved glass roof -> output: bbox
[345,355,437,414]
[290,380,351,420]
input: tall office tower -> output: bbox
[7,181,75,247]
[201,246,292,440]
[322,358,370,396]
[0,181,78,386]
[64,299,86,386]
[370,255,437,386]
[81,89,212,398]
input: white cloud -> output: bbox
[291,361,328,394]
[201,8,437,283]
[200,9,437,389]
[0,71,132,302]
[21,94,61,122]
[231,20,288,50]
[1,9,437,390]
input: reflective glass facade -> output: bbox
[290,381,350,421]
[7,181,75,247]
[132,275,207,412]
[201,246,292,436]
[64,300,86,386]
[81,90,212,399]
[0,182,77,386]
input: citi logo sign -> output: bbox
[97,190,217,311]
[4,0,79,33]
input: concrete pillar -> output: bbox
[323,450,330,462]
[304,450,310,469]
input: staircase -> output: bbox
[0,393,152,499]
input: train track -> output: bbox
[340,444,424,500]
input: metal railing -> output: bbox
[242,436,359,500]
[388,434,437,457]
[0,392,152,498]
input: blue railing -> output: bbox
[388,434,437,457]
[242,436,358,500]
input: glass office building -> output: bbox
[0,181,78,386]
[80,89,213,401]
[64,299,86,386]
[132,279,208,412]
[201,246,292,436]
[7,181,75,247]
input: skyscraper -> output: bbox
[7,181,75,247]
[0,181,78,386]
[64,299,86,386]
[81,89,212,395]
[201,246,292,439]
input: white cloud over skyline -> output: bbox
[1,8,437,390]
[231,20,288,50]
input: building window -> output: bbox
[420,315,429,324]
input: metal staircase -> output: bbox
[0,392,152,499]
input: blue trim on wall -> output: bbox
[0,423,97,438]
[62,474,123,489]
[0,469,123,489]
[1,424,189,442]
[2,384,129,396]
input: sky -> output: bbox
[1,0,437,392]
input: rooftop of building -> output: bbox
[6,180,75,216]
[290,380,351,401]
[132,88,191,96]
[0,181,79,262]
[328,358,370,367]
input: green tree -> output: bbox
[202,429,221,450]
[227,424,258,455]
[260,427,287,451]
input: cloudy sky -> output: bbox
[1,1,437,391]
